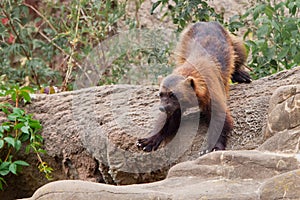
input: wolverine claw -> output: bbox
[136,135,163,152]
[136,139,147,150]
[143,145,153,152]
[200,149,210,156]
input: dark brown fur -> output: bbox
[137,22,251,154]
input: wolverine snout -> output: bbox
[159,106,166,112]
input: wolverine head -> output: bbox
[159,75,198,116]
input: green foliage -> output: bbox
[0,86,52,190]
[152,0,300,79]
[241,0,300,79]
[0,0,127,89]
[0,1,58,87]
[151,0,224,31]
[1,0,299,88]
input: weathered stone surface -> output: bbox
[1,67,300,199]
[258,127,300,153]
[259,169,300,200]
[264,84,300,139]
[168,150,299,180]
[259,84,300,153]
[24,150,300,200]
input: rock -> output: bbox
[259,169,300,200]
[258,127,300,153]
[23,180,172,200]
[258,84,300,153]
[167,150,299,180]
[2,67,300,199]
[24,150,300,200]
[263,84,300,139]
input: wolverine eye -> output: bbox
[159,92,163,97]
[169,92,176,99]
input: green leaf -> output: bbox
[29,120,42,130]
[19,133,30,142]
[257,25,269,37]
[11,92,17,102]
[15,139,22,151]
[21,126,30,134]
[14,122,25,130]
[20,86,34,93]
[20,91,31,103]
[253,4,266,20]
[275,2,285,10]
[4,137,15,148]
[0,140,4,148]
[265,5,274,19]
[277,47,289,60]
[271,21,280,32]
[294,52,300,64]
[0,103,13,114]
[0,169,10,176]
[285,22,298,32]
[34,134,44,143]
[25,145,31,154]
[264,46,275,60]
[14,160,30,166]
[0,125,11,133]
[8,108,25,121]
[37,148,47,154]
[0,162,10,176]
[13,108,24,116]
[9,163,17,175]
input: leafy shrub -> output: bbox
[0,0,127,89]
[151,0,224,31]
[151,0,300,79]
[0,86,52,190]
[242,0,300,79]
[0,1,59,87]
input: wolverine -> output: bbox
[136,22,251,154]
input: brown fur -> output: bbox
[137,22,251,153]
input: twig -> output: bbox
[61,1,82,91]
[242,63,253,72]
[38,30,93,85]
[23,2,57,33]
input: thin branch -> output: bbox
[242,63,253,71]
[38,30,93,85]
[62,0,82,91]
[23,2,57,33]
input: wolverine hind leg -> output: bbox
[231,35,252,83]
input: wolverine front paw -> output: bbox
[136,135,163,152]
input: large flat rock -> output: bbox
[25,150,300,200]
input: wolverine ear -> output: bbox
[185,76,195,90]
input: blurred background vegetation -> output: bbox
[0,0,299,89]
